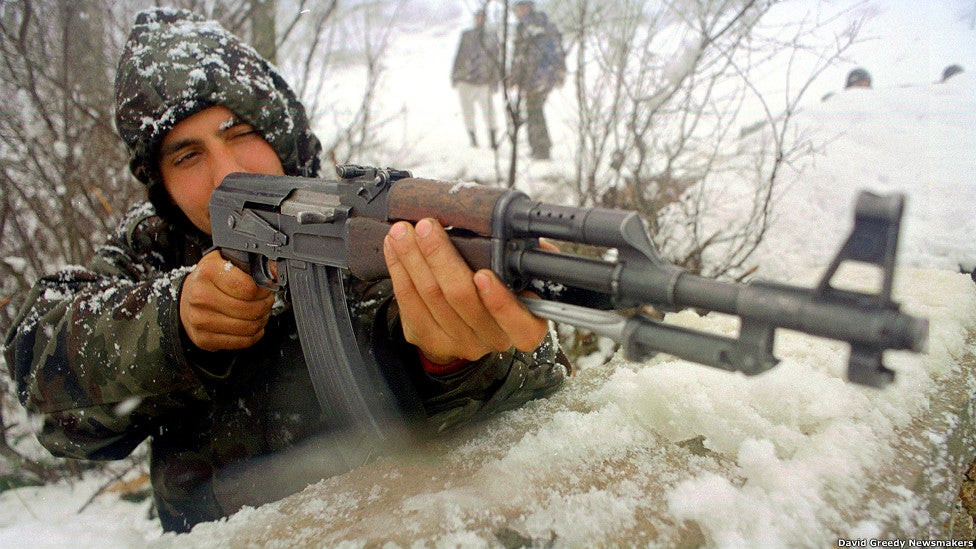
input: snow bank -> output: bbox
[0,475,159,549]
[753,72,976,279]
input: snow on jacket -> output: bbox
[113,7,321,230]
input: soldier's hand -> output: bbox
[179,250,274,351]
[383,218,549,366]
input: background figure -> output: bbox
[941,64,964,82]
[821,66,873,101]
[451,10,500,149]
[846,67,872,89]
[510,0,566,160]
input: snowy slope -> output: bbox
[753,73,976,279]
[1,1,975,547]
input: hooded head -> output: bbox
[114,8,321,225]
[845,67,872,89]
[514,1,535,19]
[941,64,963,83]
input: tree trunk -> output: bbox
[250,0,277,64]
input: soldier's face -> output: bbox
[158,105,284,234]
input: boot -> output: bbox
[468,131,478,148]
[489,129,498,150]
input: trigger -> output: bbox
[251,257,280,290]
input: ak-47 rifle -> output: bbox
[209,165,928,440]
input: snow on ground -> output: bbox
[1,1,975,547]
[0,475,158,549]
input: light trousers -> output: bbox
[456,81,497,134]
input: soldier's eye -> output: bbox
[172,151,198,166]
[229,125,259,140]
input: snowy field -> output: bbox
[1,0,975,547]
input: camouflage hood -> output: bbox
[115,8,321,222]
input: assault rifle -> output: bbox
[209,165,927,439]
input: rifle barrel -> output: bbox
[515,248,925,353]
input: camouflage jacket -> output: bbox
[3,202,568,532]
[511,11,566,93]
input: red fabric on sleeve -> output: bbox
[418,350,469,375]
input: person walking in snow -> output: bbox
[3,8,568,533]
[509,0,566,160]
[451,9,501,149]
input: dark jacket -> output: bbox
[452,26,501,88]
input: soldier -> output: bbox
[510,0,566,160]
[3,9,568,533]
[451,9,501,149]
